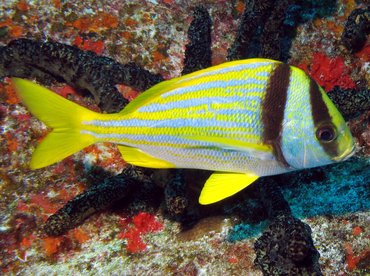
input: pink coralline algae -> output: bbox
[299,52,356,92]
[118,212,163,253]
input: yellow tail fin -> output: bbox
[12,78,99,169]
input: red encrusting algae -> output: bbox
[68,12,119,33]
[355,43,370,61]
[74,36,105,55]
[1,79,21,104]
[344,243,359,271]
[298,52,356,91]
[71,228,90,243]
[352,226,363,236]
[118,212,163,253]
[42,236,63,256]
[6,132,19,152]
[29,194,62,215]
[52,84,80,98]
[116,84,140,102]
[0,19,25,38]
[16,0,30,12]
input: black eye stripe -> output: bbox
[309,80,339,156]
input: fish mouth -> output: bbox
[332,145,356,162]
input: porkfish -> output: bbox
[12,58,355,204]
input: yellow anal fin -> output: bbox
[117,145,176,168]
[199,172,259,205]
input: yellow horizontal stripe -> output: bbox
[154,84,266,106]
[84,124,261,138]
[133,105,261,121]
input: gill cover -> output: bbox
[279,67,354,169]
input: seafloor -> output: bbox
[0,0,369,275]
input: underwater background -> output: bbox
[0,0,369,275]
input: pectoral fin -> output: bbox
[199,172,259,205]
[117,145,176,168]
[185,135,273,160]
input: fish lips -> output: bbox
[332,145,357,162]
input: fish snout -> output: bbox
[332,145,356,162]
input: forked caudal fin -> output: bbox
[12,78,99,169]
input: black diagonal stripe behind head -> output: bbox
[262,63,291,168]
[309,79,339,157]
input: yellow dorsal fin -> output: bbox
[120,77,181,115]
[117,145,176,168]
[12,78,98,169]
[121,58,280,115]
[199,172,259,205]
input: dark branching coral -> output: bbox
[181,6,212,75]
[254,178,322,275]
[254,214,322,275]
[341,7,370,53]
[259,0,291,60]
[163,170,188,217]
[327,86,370,120]
[0,39,163,113]
[228,0,341,62]
[162,6,213,224]
[257,177,291,218]
[227,0,275,61]
[44,166,150,236]
[227,0,303,61]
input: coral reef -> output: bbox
[0,0,369,274]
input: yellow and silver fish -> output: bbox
[12,58,355,204]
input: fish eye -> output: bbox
[316,125,337,142]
